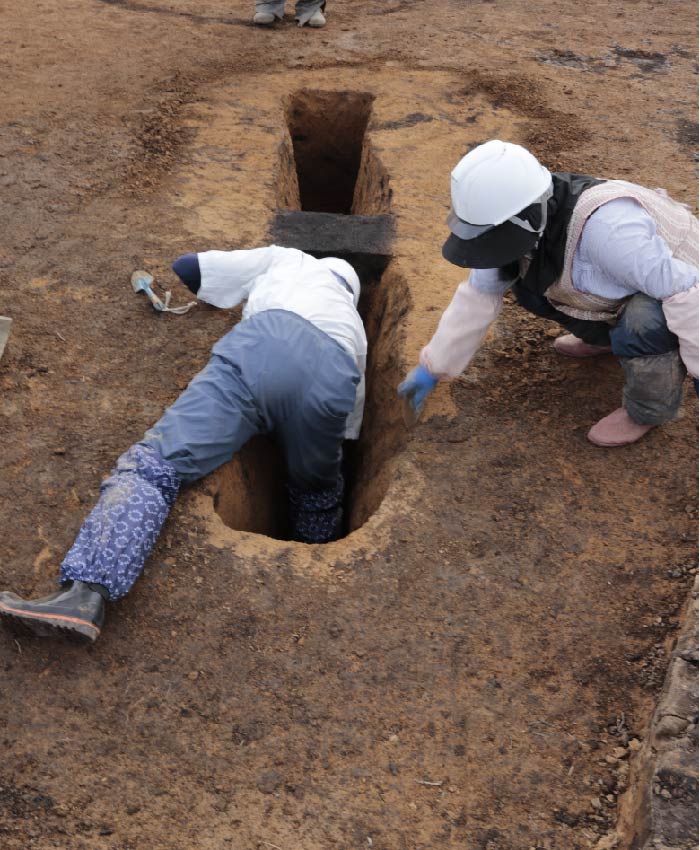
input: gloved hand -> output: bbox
[397,364,438,415]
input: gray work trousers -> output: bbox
[143,309,360,490]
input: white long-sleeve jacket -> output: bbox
[196,246,368,439]
[421,198,699,379]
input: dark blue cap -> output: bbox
[172,253,201,294]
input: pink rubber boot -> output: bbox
[553,334,612,358]
[587,407,655,447]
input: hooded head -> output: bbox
[317,257,361,307]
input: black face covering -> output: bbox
[516,172,604,295]
[442,221,539,269]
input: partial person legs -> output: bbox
[287,475,345,544]
[0,443,179,642]
[253,0,326,26]
[0,351,264,641]
[282,373,351,544]
[294,0,326,26]
[513,284,687,446]
[0,314,359,641]
[244,311,359,544]
[59,444,181,598]
[253,0,285,24]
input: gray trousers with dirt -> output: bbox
[608,294,687,425]
[255,0,324,24]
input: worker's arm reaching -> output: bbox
[419,274,509,377]
[398,268,513,414]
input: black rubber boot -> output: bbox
[0,580,107,644]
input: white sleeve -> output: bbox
[662,285,699,378]
[470,266,519,295]
[196,246,293,309]
[581,199,698,300]
[419,278,503,378]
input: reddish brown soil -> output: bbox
[0,1,697,848]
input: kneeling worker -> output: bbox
[399,140,698,445]
[0,246,366,642]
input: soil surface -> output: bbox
[0,1,698,848]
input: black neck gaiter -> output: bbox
[516,172,604,296]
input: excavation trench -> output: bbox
[209,90,406,541]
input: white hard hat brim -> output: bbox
[446,209,494,240]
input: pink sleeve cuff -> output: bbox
[663,284,699,378]
[419,279,503,378]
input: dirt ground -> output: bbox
[0,1,698,848]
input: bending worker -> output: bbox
[0,246,366,643]
[399,140,698,446]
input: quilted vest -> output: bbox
[543,180,699,322]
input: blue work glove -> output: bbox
[397,364,438,415]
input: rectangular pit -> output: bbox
[208,89,407,541]
[285,90,374,214]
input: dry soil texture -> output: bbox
[0,1,698,849]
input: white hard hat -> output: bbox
[450,140,552,225]
[317,257,361,307]
[443,140,553,269]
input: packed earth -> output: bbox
[0,1,698,848]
